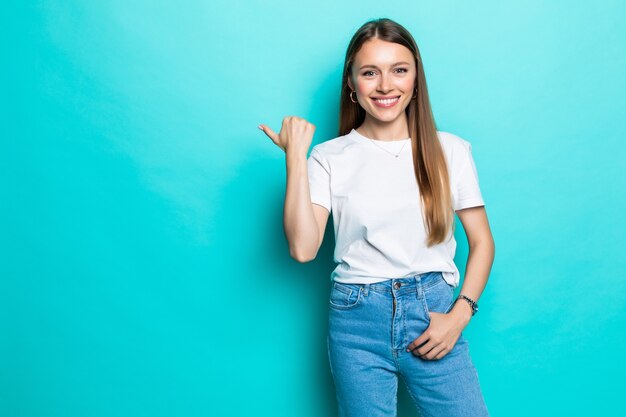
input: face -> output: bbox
[347,38,417,124]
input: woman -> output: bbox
[259,17,494,417]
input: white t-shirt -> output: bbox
[307,128,485,288]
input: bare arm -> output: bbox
[258,117,329,262]
[283,151,329,261]
[406,204,495,359]
[448,205,495,326]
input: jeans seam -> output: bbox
[398,371,428,417]
[419,289,431,322]
[421,276,455,320]
[329,287,362,310]
[402,300,407,349]
[421,276,446,292]
[333,282,352,295]
[326,334,335,377]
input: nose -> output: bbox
[378,73,391,92]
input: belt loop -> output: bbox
[414,274,422,297]
[363,283,370,297]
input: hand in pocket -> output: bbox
[406,311,464,360]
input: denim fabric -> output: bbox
[327,271,489,417]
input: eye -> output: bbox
[362,70,376,77]
[395,68,408,73]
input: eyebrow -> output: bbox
[359,61,411,70]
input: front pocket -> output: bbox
[329,282,362,310]
[422,277,455,321]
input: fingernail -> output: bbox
[257,125,263,130]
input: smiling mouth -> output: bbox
[371,96,401,106]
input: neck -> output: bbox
[357,114,410,141]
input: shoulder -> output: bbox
[436,130,475,167]
[437,130,472,153]
[310,132,356,159]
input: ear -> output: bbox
[347,74,354,91]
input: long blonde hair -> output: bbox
[338,18,453,246]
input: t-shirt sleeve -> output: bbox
[307,147,332,212]
[453,141,485,211]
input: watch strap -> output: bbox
[456,294,478,316]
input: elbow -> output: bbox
[289,246,316,263]
[469,235,495,253]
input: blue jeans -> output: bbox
[327,271,489,417]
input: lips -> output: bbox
[371,96,400,108]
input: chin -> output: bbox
[369,110,404,122]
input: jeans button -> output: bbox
[393,281,401,289]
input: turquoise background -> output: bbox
[2,1,625,416]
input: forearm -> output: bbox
[283,150,319,261]
[449,237,495,326]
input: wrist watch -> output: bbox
[456,294,478,316]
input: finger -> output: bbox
[406,334,429,352]
[258,124,278,142]
[414,341,436,358]
[409,339,430,356]
[425,344,446,360]
[434,347,449,360]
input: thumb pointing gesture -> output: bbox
[258,117,315,156]
[258,124,284,151]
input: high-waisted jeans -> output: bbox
[327,271,489,417]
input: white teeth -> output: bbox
[374,97,399,105]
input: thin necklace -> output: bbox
[367,137,409,158]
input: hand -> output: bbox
[406,311,466,360]
[258,116,316,156]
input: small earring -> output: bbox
[350,90,358,103]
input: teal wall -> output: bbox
[2,1,625,416]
